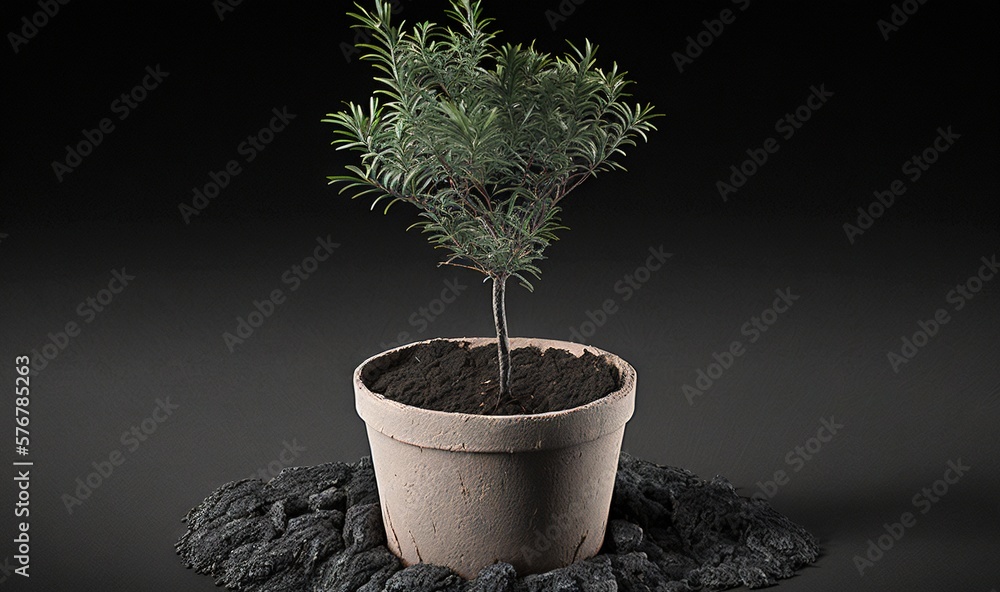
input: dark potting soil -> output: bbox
[176,453,820,591]
[361,339,621,415]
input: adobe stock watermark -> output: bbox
[683,288,799,405]
[179,106,297,224]
[887,253,996,373]
[222,236,339,352]
[843,126,960,244]
[753,417,844,500]
[61,397,180,515]
[28,267,136,376]
[672,0,751,73]
[716,84,833,201]
[51,65,169,182]
[520,511,573,566]
[853,458,970,576]
[877,0,929,41]
[249,440,307,481]
[341,0,414,63]
[212,0,244,22]
[544,0,588,31]
[567,245,672,344]
[378,278,468,350]
[7,0,71,54]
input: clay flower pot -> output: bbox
[353,336,637,578]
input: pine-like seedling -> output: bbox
[325,0,658,404]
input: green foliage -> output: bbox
[324,0,658,290]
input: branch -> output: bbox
[554,161,598,206]
[438,259,487,275]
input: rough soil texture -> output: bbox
[361,340,622,415]
[177,453,819,591]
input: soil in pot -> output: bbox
[361,339,621,415]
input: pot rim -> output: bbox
[354,336,636,453]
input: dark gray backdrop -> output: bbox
[1,0,998,590]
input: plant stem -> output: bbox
[492,274,511,402]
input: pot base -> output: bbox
[367,425,621,575]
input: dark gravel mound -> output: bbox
[177,453,819,591]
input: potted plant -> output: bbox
[323,0,658,578]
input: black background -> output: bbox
[1,0,998,590]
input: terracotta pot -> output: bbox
[353,337,637,578]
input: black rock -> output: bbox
[177,453,819,591]
[385,563,465,592]
[605,519,644,554]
